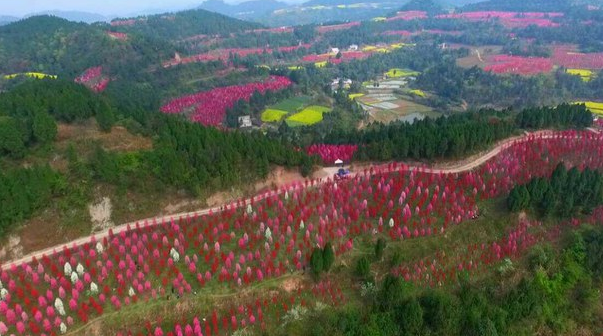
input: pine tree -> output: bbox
[96,102,115,132]
[397,298,424,335]
[32,112,57,144]
[310,247,324,277]
[322,242,335,272]
[375,238,386,260]
[0,116,26,158]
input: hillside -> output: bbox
[0,15,18,25]
[462,0,572,11]
[109,9,264,40]
[25,10,110,23]
[303,0,406,5]
[2,2,603,336]
[399,0,446,13]
[0,15,177,80]
[198,0,289,20]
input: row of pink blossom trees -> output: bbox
[159,76,292,126]
[74,66,110,93]
[306,144,357,164]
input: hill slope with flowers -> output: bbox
[2,130,603,335]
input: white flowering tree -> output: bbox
[170,248,180,262]
[76,263,85,276]
[95,242,104,254]
[63,262,72,277]
[54,298,66,316]
[70,272,79,284]
[90,282,99,294]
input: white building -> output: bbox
[330,47,340,55]
[238,116,252,128]
[348,44,359,51]
[331,78,353,90]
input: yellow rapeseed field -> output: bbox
[4,72,57,80]
[574,101,603,115]
[286,105,331,126]
[261,109,289,122]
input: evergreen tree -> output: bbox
[355,256,371,281]
[0,116,26,158]
[375,238,386,260]
[32,111,57,144]
[322,242,335,272]
[310,247,324,277]
[96,102,116,132]
[397,298,424,335]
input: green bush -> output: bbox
[322,242,335,272]
[375,238,386,260]
[355,256,371,280]
[310,247,324,277]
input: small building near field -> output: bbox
[238,115,252,128]
[330,47,340,55]
[348,44,359,51]
[331,77,352,90]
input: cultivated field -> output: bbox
[286,105,332,127]
[358,94,438,124]
[261,109,289,122]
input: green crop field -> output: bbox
[270,96,312,113]
[261,109,289,122]
[385,68,420,78]
[286,105,331,127]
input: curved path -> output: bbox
[0,130,560,271]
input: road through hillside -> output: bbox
[0,130,558,270]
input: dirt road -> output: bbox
[0,130,560,270]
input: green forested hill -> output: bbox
[0,15,173,77]
[110,9,264,41]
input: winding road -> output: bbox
[0,130,561,271]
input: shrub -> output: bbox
[375,238,386,260]
[396,298,424,335]
[322,242,335,272]
[355,256,371,281]
[310,247,324,277]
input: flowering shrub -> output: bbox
[436,11,562,28]
[306,144,358,164]
[552,45,603,69]
[316,22,360,33]
[163,45,311,67]
[74,66,110,93]
[386,11,428,22]
[107,31,128,40]
[160,76,292,126]
[485,55,553,75]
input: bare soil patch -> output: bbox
[456,45,502,68]
[56,121,153,153]
[281,277,303,293]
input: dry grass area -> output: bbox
[360,97,438,124]
[456,45,503,69]
[56,120,153,153]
